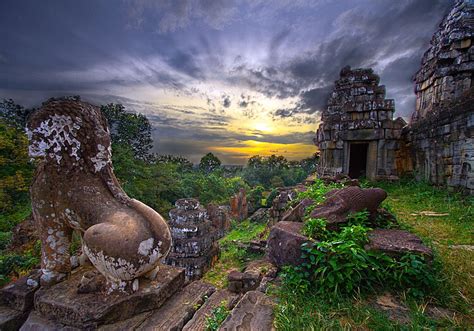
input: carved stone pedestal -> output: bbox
[29,265,184,329]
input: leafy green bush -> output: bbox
[293,210,442,298]
[0,241,41,286]
[0,231,11,250]
[205,301,230,331]
[295,179,344,212]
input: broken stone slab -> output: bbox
[371,293,410,325]
[0,269,41,312]
[0,305,29,331]
[182,289,240,331]
[281,198,314,223]
[136,280,215,331]
[228,259,278,294]
[219,291,275,331]
[365,229,433,258]
[20,311,80,331]
[34,265,185,328]
[267,221,312,268]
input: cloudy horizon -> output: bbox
[0,0,452,164]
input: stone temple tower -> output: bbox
[315,66,406,180]
[405,0,474,193]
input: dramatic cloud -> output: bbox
[0,0,452,163]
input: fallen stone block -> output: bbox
[219,291,275,331]
[182,289,240,331]
[136,280,215,331]
[0,269,41,312]
[281,198,314,223]
[310,186,387,231]
[267,221,312,268]
[365,229,433,258]
[34,265,185,328]
[0,305,29,331]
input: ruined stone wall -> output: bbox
[315,66,406,179]
[405,89,474,193]
[408,0,474,194]
[413,0,474,122]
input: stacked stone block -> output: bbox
[165,198,219,282]
[406,0,474,194]
[315,66,406,179]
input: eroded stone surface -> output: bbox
[365,229,433,258]
[401,0,474,194]
[27,98,172,293]
[267,221,311,268]
[219,291,275,331]
[136,280,215,331]
[34,265,184,328]
[166,198,219,282]
[182,289,240,331]
[1,270,41,312]
[20,311,80,331]
[310,186,387,230]
[0,305,29,331]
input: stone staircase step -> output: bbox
[135,280,215,331]
[182,289,240,331]
[219,291,275,331]
[0,305,29,331]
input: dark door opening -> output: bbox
[349,143,368,178]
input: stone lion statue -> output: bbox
[27,98,172,293]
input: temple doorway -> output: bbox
[349,143,368,178]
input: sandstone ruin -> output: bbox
[403,0,474,194]
[165,198,219,282]
[315,66,406,180]
[26,98,172,293]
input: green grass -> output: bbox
[274,179,474,329]
[372,179,474,306]
[203,219,266,288]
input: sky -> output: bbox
[0,0,452,164]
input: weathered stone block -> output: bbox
[0,305,29,331]
[365,229,432,259]
[34,265,185,328]
[0,270,41,312]
[267,221,311,268]
[136,280,215,331]
[219,291,274,331]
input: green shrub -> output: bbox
[0,231,11,250]
[205,301,230,331]
[293,209,442,298]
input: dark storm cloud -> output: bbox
[0,0,453,163]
